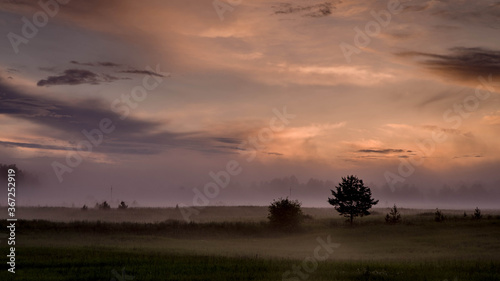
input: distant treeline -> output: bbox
[250,175,500,206]
[0,163,40,186]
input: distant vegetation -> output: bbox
[238,174,500,208]
[118,201,128,209]
[0,163,40,185]
[435,208,445,222]
[9,219,275,238]
[7,209,500,240]
[473,207,482,220]
[89,201,130,210]
[95,201,111,210]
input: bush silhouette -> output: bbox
[96,201,111,210]
[435,208,445,222]
[267,197,303,229]
[118,201,128,209]
[385,204,401,224]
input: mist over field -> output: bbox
[4,170,500,209]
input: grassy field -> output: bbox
[1,207,499,280]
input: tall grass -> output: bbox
[1,247,498,281]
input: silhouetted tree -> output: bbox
[81,205,88,211]
[328,175,378,225]
[118,201,128,209]
[472,207,482,220]
[267,197,303,229]
[385,204,401,224]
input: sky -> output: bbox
[0,0,499,208]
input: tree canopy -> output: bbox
[328,175,379,224]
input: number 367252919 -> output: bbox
[7,168,15,210]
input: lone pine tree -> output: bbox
[328,175,379,225]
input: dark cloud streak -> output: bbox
[272,1,335,18]
[398,47,500,83]
[70,61,122,67]
[0,140,69,151]
[37,69,125,86]
[119,69,167,78]
[357,149,406,154]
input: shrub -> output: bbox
[472,207,482,220]
[96,201,111,210]
[385,204,401,224]
[435,208,445,222]
[118,201,128,210]
[267,197,303,229]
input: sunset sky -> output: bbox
[1,0,499,207]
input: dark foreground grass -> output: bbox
[1,216,499,280]
[0,246,499,281]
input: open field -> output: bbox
[1,207,500,280]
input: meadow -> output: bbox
[1,206,499,280]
